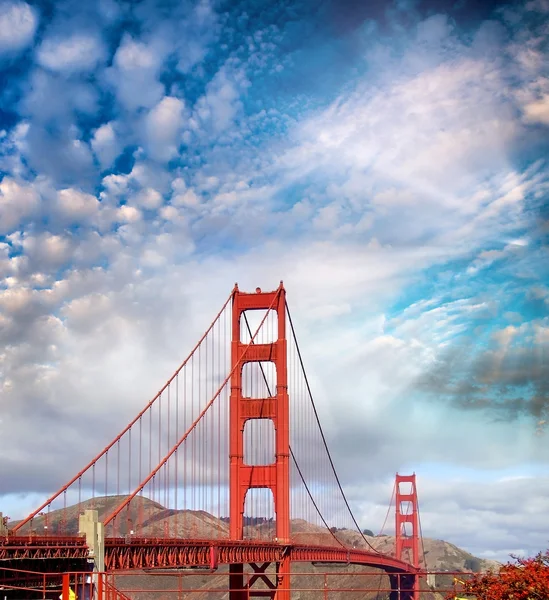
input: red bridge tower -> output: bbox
[229,283,290,599]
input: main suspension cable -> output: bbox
[285,301,383,555]
[378,479,396,536]
[242,313,345,548]
[417,496,427,569]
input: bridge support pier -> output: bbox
[0,513,8,536]
[79,510,105,572]
[229,557,291,600]
[389,573,419,600]
[79,510,105,600]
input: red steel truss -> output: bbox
[0,537,419,574]
[102,539,419,573]
[0,537,88,561]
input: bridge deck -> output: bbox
[1,536,418,574]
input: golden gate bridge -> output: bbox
[1,283,426,599]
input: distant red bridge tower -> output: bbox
[393,473,420,600]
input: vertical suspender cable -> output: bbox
[285,301,382,554]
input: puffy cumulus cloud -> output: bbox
[174,0,218,74]
[36,32,107,73]
[143,96,185,162]
[0,1,37,55]
[172,186,200,207]
[108,34,166,112]
[0,177,40,234]
[131,187,163,210]
[99,173,130,201]
[91,122,122,170]
[25,129,96,188]
[116,204,142,223]
[16,69,99,186]
[194,62,250,134]
[0,122,29,179]
[20,232,74,270]
[20,69,99,125]
[56,188,99,223]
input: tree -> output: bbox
[362,528,374,536]
[464,557,482,572]
[451,549,549,600]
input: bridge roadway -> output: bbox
[1,535,419,574]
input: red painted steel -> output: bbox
[0,537,419,573]
[0,537,88,560]
[229,283,289,542]
[102,539,419,573]
[229,283,291,599]
[395,473,420,600]
[395,474,420,568]
[0,568,474,599]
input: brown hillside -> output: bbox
[11,496,497,572]
[10,496,497,598]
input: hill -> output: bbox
[10,496,498,598]
[11,496,497,572]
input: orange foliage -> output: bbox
[449,550,549,600]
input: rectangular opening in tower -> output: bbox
[242,361,277,398]
[398,481,413,495]
[243,488,275,540]
[240,309,278,344]
[399,521,414,537]
[243,418,275,466]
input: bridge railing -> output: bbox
[0,567,474,599]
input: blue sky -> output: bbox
[0,0,548,562]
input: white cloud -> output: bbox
[132,187,163,210]
[172,188,199,207]
[175,0,218,74]
[109,34,166,111]
[290,57,517,205]
[143,96,185,162]
[0,1,37,55]
[159,205,179,221]
[101,173,129,199]
[523,94,549,125]
[194,63,249,133]
[57,188,99,222]
[21,233,73,268]
[91,122,121,170]
[116,204,142,223]
[349,474,549,561]
[37,33,106,73]
[0,177,40,234]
